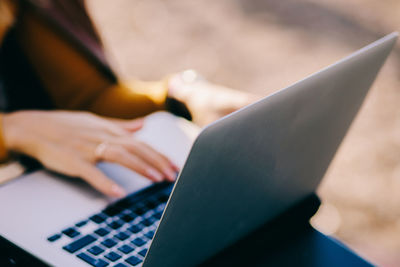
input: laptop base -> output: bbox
[1,193,372,267]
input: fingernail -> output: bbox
[164,168,177,181]
[130,119,144,128]
[111,184,127,198]
[147,169,163,182]
[133,118,144,125]
[171,162,180,171]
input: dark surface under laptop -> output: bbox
[0,182,372,267]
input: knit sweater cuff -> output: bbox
[0,114,8,161]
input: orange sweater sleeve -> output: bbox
[0,113,8,161]
[0,0,17,161]
[0,0,17,42]
[16,8,168,119]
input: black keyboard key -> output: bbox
[47,234,61,242]
[108,220,124,230]
[144,230,155,239]
[125,255,142,266]
[104,251,122,262]
[88,245,104,256]
[115,263,128,267]
[127,224,143,234]
[144,200,157,209]
[90,213,107,224]
[103,205,123,217]
[94,228,110,237]
[76,220,88,227]
[158,194,169,203]
[101,238,117,248]
[77,252,108,267]
[63,235,97,253]
[131,238,146,247]
[62,227,80,238]
[115,232,130,241]
[133,207,146,216]
[141,218,155,227]
[120,213,135,223]
[118,244,134,254]
[153,212,162,220]
[138,248,148,257]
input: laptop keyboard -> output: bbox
[47,182,173,267]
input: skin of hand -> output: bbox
[168,73,258,126]
[2,110,179,198]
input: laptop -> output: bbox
[0,32,397,267]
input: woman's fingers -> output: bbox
[77,162,127,198]
[85,118,144,145]
[106,118,145,132]
[101,144,166,182]
[141,142,180,171]
[120,118,144,132]
[125,141,178,181]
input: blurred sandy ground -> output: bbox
[86,0,400,265]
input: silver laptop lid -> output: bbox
[144,33,398,267]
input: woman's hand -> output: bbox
[2,111,178,197]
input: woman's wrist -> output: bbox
[2,111,23,152]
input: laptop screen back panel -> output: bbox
[144,33,398,267]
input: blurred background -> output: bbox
[85,0,400,266]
